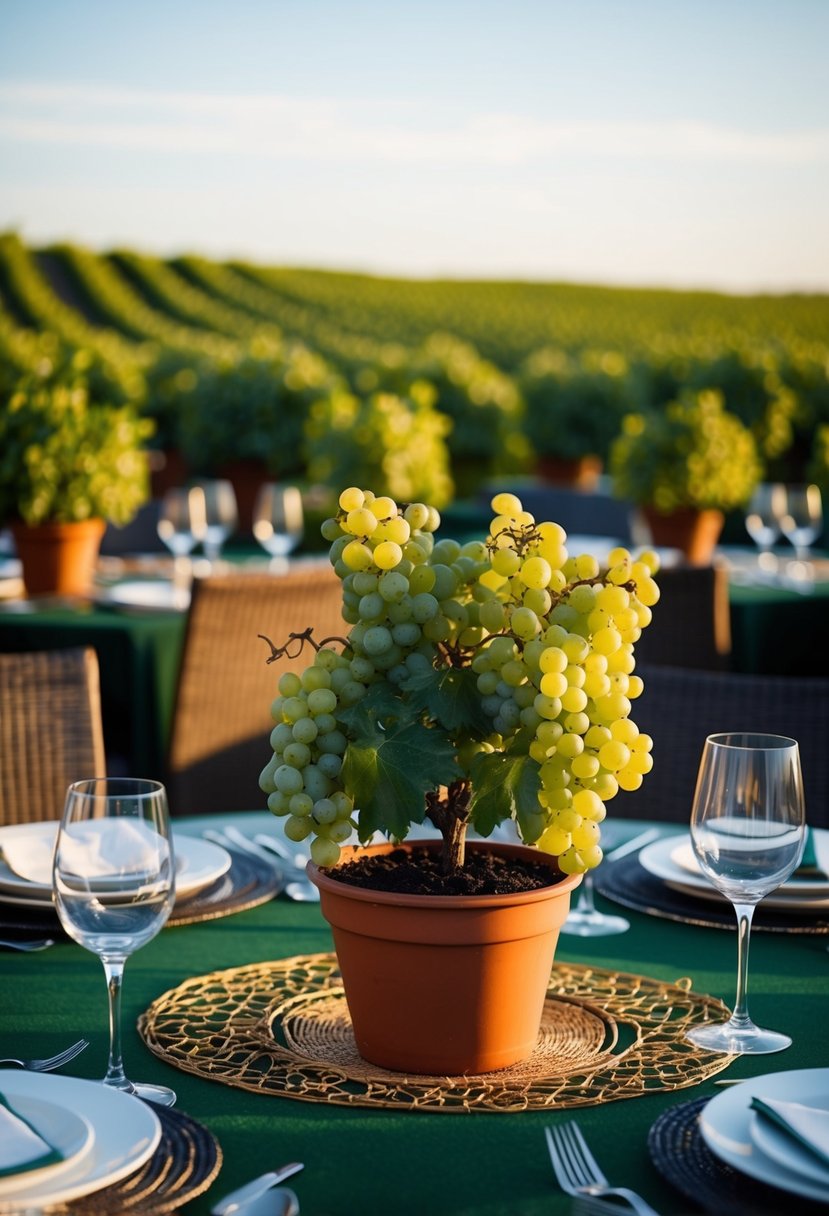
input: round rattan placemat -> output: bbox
[138,953,734,1114]
[58,1105,222,1215]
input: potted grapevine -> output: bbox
[0,370,153,596]
[610,388,762,563]
[259,487,660,1074]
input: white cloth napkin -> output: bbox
[3,820,169,886]
[0,1093,62,1177]
[751,1095,829,1169]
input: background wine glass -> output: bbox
[560,866,630,937]
[685,732,805,1055]
[196,479,238,565]
[156,486,207,604]
[53,777,177,1105]
[780,483,823,562]
[744,483,786,573]
[252,484,304,570]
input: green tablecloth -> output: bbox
[0,603,186,776]
[729,579,829,676]
[1,814,826,1216]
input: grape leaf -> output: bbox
[468,750,542,837]
[340,693,462,841]
[401,666,492,737]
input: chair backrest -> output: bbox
[633,562,731,671]
[618,664,829,827]
[166,564,346,815]
[0,647,106,825]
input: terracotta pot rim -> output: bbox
[308,838,582,909]
[11,517,107,536]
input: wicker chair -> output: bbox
[633,562,732,671]
[0,647,106,826]
[618,664,829,827]
[166,565,346,816]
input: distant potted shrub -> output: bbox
[519,348,628,489]
[0,373,153,595]
[610,388,761,562]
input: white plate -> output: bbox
[751,1100,829,1188]
[100,580,188,611]
[0,1070,160,1208]
[0,1093,94,1198]
[0,822,231,906]
[638,836,829,911]
[670,831,829,895]
[700,1068,829,1203]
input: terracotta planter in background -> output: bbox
[11,518,106,597]
[537,455,603,491]
[308,839,582,1075]
[642,505,724,565]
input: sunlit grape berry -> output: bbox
[310,837,341,867]
[339,486,364,512]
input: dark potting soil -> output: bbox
[322,845,559,896]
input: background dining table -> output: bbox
[0,813,826,1216]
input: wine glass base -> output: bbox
[132,1081,178,1106]
[560,909,630,937]
[686,1021,791,1055]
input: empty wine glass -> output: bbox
[560,867,630,936]
[745,483,786,574]
[53,777,177,1105]
[196,479,238,565]
[780,484,823,562]
[156,486,207,605]
[685,733,805,1055]
[252,484,304,570]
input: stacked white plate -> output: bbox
[700,1069,829,1202]
[97,579,189,611]
[638,829,829,911]
[0,821,231,909]
[0,1069,161,1209]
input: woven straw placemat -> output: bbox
[138,952,734,1114]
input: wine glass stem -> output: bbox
[102,956,131,1092]
[730,902,756,1029]
[575,873,597,914]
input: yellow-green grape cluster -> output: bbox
[258,646,358,869]
[474,492,660,875]
[320,486,485,692]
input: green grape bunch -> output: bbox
[259,486,660,875]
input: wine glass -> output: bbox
[53,777,178,1105]
[196,479,238,565]
[745,483,786,574]
[685,733,805,1055]
[560,868,629,937]
[252,484,304,570]
[156,486,207,605]
[780,484,823,562]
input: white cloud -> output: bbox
[0,81,827,166]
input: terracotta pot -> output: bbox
[308,839,582,1075]
[537,455,603,491]
[12,518,106,597]
[642,505,724,565]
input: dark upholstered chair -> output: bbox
[634,562,732,671]
[617,664,829,827]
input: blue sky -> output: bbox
[1,0,827,290]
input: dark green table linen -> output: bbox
[1,813,826,1216]
[0,603,185,776]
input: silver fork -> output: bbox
[545,1123,662,1216]
[206,826,319,902]
[0,1038,89,1071]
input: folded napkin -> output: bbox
[751,1095,829,1169]
[4,820,170,886]
[0,1092,63,1177]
